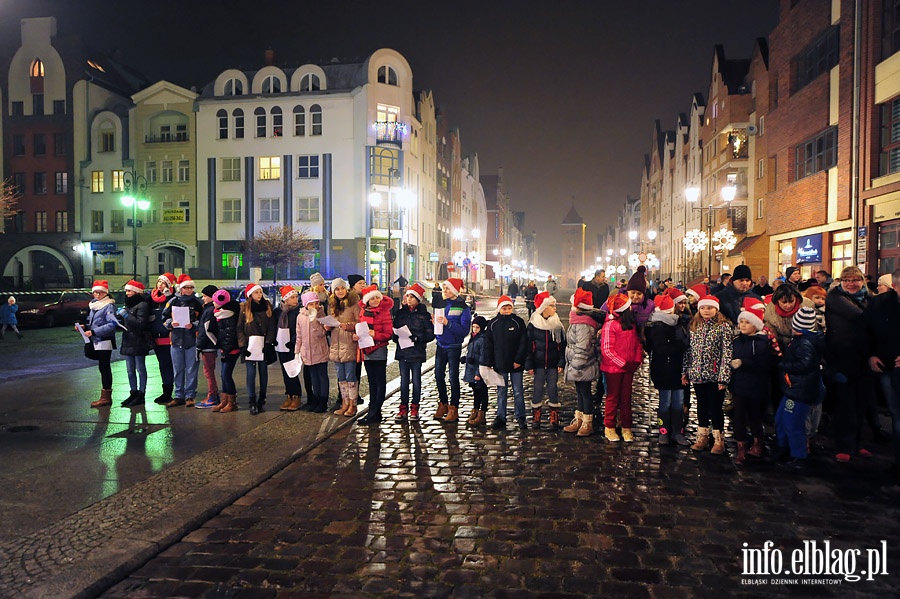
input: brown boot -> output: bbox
[334,397,349,416]
[334,382,348,415]
[472,409,486,426]
[279,395,293,411]
[734,441,747,465]
[90,389,113,408]
[220,393,238,413]
[710,429,726,455]
[343,398,357,417]
[577,414,594,437]
[286,394,301,411]
[466,408,479,424]
[444,405,459,423]
[211,393,229,412]
[747,437,763,458]
[563,410,584,433]
[691,427,710,451]
[433,402,449,419]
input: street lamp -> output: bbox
[368,167,403,294]
[453,227,480,291]
[120,171,150,280]
[683,185,737,278]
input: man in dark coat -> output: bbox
[581,269,610,311]
[714,264,761,324]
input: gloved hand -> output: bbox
[731,359,742,369]
[116,307,128,319]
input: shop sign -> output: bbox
[90,241,117,251]
[429,252,439,262]
[795,234,822,264]
[163,209,187,223]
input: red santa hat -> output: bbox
[534,291,556,314]
[497,295,514,309]
[280,285,298,301]
[762,294,773,305]
[176,273,194,290]
[686,284,709,301]
[571,287,593,311]
[607,293,632,313]
[738,299,765,332]
[742,296,765,312]
[91,280,109,294]
[157,272,176,287]
[441,278,464,297]
[655,294,675,314]
[124,280,145,293]
[664,287,687,305]
[245,282,262,299]
[362,284,382,305]
[406,282,426,302]
[697,295,720,309]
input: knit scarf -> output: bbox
[150,289,171,304]
[649,311,679,326]
[278,302,299,329]
[89,297,115,311]
[529,310,564,343]
[774,301,800,318]
[214,308,234,320]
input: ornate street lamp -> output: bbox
[121,171,150,280]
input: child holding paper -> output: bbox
[357,284,394,425]
[237,283,276,415]
[327,278,361,417]
[162,274,203,407]
[274,285,303,411]
[82,280,119,408]
[392,283,435,421]
[294,291,330,413]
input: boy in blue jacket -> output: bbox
[463,315,489,426]
[433,278,472,423]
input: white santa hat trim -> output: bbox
[534,294,556,314]
[738,309,765,332]
[245,283,262,299]
[698,296,719,309]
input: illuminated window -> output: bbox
[31,58,44,77]
[34,211,47,232]
[111,170,124,192]
[55,172,68,194]
[259,156,281,180]
[91,171,104,193]
[56,211,68,232]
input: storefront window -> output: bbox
[877,222,900,276]
[831,230,852,276]
[778,239,793,276]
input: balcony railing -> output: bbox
[374,121,407,147]
[145,132,189,143]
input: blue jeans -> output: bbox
[307,362,329,399]
[336,361,357,382]
[532,368,559,408]
[124,355,148,392]
[399,359,422,407]
[879,373,900,464]
[245,360,268,399]
[435,345,462,406]
[776,396,810,459]
[170,346,199,399]
[496,370,525,421]
[658,388,684,436]
[220,357,237,394]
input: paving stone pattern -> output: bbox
[105,365,900,598]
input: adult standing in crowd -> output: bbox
[785,266,802,286]
[710,273,731,295]
[83,280,118,408]
[238,282,276,415]
[508,279,520,298]
[752,275,774,297]
[543,275,558,295]
[816,269,835,290]
[715,264,762,325]
[432,278,472,421]
[118,280,152,408]
[523,280,539,317]
[826,266,875,462]
[582,269,611,312]
[149,273,176,405]
[348,274,367,405]
[162,275,203,407]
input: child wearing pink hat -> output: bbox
[294,290,330,412]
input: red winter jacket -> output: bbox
[358,296,394,355]
[600,314,643,374]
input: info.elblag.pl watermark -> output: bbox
[741,540,889,585]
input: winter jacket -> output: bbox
[392,302,435,363]
[644,312,689,390]
[524,322,566,371]
[294,306,329,365]
[215,300,241,360]
[358,296,395,356]
[619,289,655,331]
[729,332,773,395]
[0,303,17,325]
[715,284,762,325]
[196,301,218,352]
[825,285,870,376]
[273,304,300,354]
[581,280,610,311]
[237,299,277,351]
[484,312,528,373]
[162,293,203,349]
[148,290,173,346]
[523,284,539,308]
[779,331,825,403]
[600,312,643,374]
[463,332,488,384]
[435,297,471,349]
[86,298,118,349]
[328,294,360,363]
[863,289,900,369]
[763,297,816,350]
[683,317,733,385]
[118,294,151,356]
[564,311,601,382]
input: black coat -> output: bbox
[162,294,204,348]
[581,279,610,311]
[714,284,762,324]
[484,313,528,373]
[644,317,689,390]
[273,304,301,354]
[215,301,241,356]
[392,302,435,362]
[523,323,566,371]
[825,285,870,376]
[779,332,825,403]
[119,295,152,357]
[729,333,773,394]
[862,289,900,368]
[196,302,218,351]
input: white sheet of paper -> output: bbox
[433,320,444,335]
[393,325,414,349]
[317,315,341,327]
[204,321,217,345]
[75,323,90,343]
[355,322,375,349]
[479,365,506,387]
[172,305,190,328]
[275,327,291,352]
[93,339,113,352]
[282,357,302,378]
[247,335,265,361]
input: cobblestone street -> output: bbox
[106,364,900,598]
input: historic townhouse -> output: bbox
[458,153,487,288]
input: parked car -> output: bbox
[14,289,94,328]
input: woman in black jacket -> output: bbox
[237,283,277,415]
[644,294,691,446]
[118,280,152,407]
[212,290,241,413]
[392,284,435,421]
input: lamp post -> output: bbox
[453,227,480,292]
[683,185,737,278]
[121,171,150,280]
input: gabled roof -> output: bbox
[198,59,370,98]
[562,202,584,225]
[714,45,751,95]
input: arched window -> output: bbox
[310,104,322,136]
[293,105,305,136]
[377,65,398,86]
[217,109,228,139]
[31,58,44,78]
[224,78,243,96]
[271,106,282,137]
[300,73,320,92]
[254,107,266,138]
[261,76,282,94]
[233,108,244,139]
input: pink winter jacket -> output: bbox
[294,307,329,365]
[600,314,643,374]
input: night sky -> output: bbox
[0,0,779,271]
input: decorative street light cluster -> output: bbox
[120,170,151,279]
[681,182,738,277]
[452,227,480,290]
